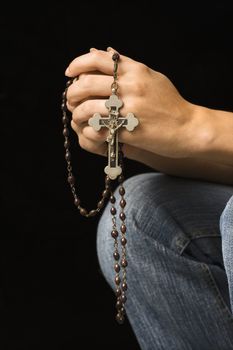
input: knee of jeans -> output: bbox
[220,195,233,236]
[96,172,170,287]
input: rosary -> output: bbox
[61,52,139,324]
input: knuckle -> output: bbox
[66,101,74,112]
[135,62,149,73]
[78,73,92,88]
[78,135,87,150]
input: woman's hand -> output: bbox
[65,48,212,159]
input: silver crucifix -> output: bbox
[88,94,139,180]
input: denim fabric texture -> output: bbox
[97,173,233,350]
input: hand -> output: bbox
[65,48,211,159]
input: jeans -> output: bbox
[96,173,233,350]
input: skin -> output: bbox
[65,47,233,185]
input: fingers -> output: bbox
[65,49,131,77]
[72,99,108,124]
[71,120,107,156]
[66,74,114,106]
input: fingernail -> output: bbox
[107,46,114,52]
[90,47,97,52]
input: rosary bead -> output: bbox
[121,294,127,303]
[63,128,69,137]
[68,175,75,184]
[116,288,122,297]
[88,209,98,217]
[66,80,72,87]
[80,208,88,216]
[115,275,121,285]
[102,189,110,198]
[121,237,127,246]
[116,313,124,324]
[62,116,68,124]
[119,186,125,196]
[64,140,70,148]
[97,199,105,209]
[111,230,118,239]
[112,52,120,61]
[119,212,126,221]
[116,299,122,310]
[118,175,124,183]
[113,251,120,261]
[121,259,128,268]
[105,176,111,185]
[61,102,66,111]
[120,307,126,315]
[110,207,117,215]
[74,198,80,206]
[120,224,126,233]
[65,151,71,161]
[122,282,128,291]
[120,199,126,208]
[110,195,116,204]
[62,91,66,99]
[114,263,120,273]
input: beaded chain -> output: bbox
[61,52,139,324]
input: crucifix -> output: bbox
[88,94,139,180]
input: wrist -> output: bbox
[189,104,233,166]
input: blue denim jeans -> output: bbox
[97,173,233,349]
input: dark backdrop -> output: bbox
[1,1,233,349]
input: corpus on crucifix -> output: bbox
[88,94,139,180]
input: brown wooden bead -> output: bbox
[62,116,68,124]
[64,140,70,148]
[119,187,125,196]
[68,175,75,184]
[111,230,118,239]
[121,294,127,303]
[66,80,72,87]
[116,288,122,297]
[114,263,120,273]
[88,209,98,217]
[105,176,111,185]
[116,313,124,324]
[119,212,126,221]
[97,199,105,209]
[120,307,126,315]
[120,199,126,208]
[65,151,71,161]
[120,224,126,233]
[110,207,116,215]
[74,198,80,206]
[102,189,110,198]
[118,175,124,183]
[122,282,128,291]
[110,195,116,204]
[80,208,88,216]
[115,275,121,285]
[113,251,120,261]
[112,52,120,61]
[121,237,127,246]
[121,259,128,268]
[61,103,66,111]
[116,300,122,310]
[63,128,69,137]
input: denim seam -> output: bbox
[201,262,233,322]
[178,234,221,255]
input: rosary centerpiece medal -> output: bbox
[61,52,139,324]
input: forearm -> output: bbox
[125,146,233,185]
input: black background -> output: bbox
[1,1,233,349]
